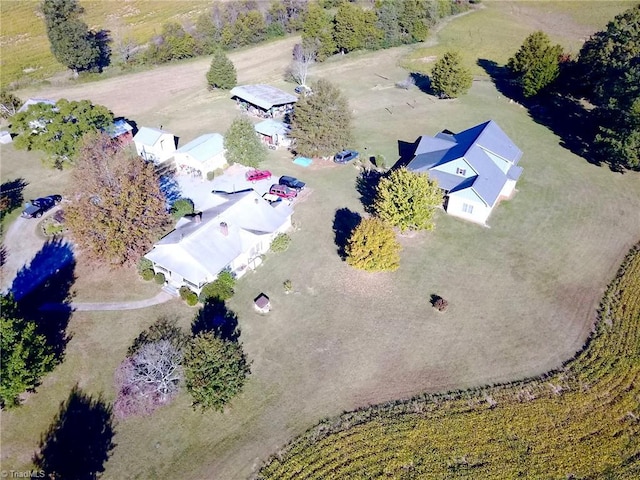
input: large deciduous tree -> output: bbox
[577,5,640,170]
[114,340,183,419]
[430,50,473,99]
[1,294,56,408]
[65,132,170,266]
[289,78,353,158]
[41,0,105,74]
[374,168,443,232]
[507,31,563,98]
[206,49,237,90]
[346,217,401,272]
[9,99,113,169]
[224,116,267,168]
[184,332,251,412]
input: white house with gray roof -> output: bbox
[144,190,292,294]
[407,120,523,225]
[174,133,226,179]
[133,126,177,164]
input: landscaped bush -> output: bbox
[141,269,155,281]
[270,233,291,253]
[138,257,153,273]
[206,171,215,181]
[154,272,166,284]
[185,292,199,306]
[198,271,235,303]
[433,297,449,312]
[170,198,194,220]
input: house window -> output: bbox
[462,203,474,214]
[456,167,466,176]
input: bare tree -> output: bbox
[114,340,183,419]
[288,42,316,86]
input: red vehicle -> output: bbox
[269,184,297,199]
[246,169,272,182]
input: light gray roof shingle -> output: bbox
[176,133,224,163]
[133,126,174,146]
[230,85,297,110]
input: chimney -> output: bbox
[194,212,202,224]
[220,221,228,236]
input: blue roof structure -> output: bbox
[104,119,133,138]
[254,119,290,137]
[407,120,523,207]
[176,133,224,164]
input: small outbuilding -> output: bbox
[254,119,292,149]
[174,133,226,179]
[254,293,271,314]
[133,126,177,164]
[0,131,13,144]
[230,85,297,118]
[104,118,133,145]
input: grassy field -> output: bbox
[1,1,639,479]
[0,0,212,87]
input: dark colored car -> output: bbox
[269,184,298,199]
[21,195,62,218]
[246,169,272,182]
[295,85,312,95]
[334,150,359,164]
[278,175,306,191]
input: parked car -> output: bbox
[334,150,359,164]
[246,169,272,182]
[295,85,312,95]
[278,175,306,191]
[269,184,298,199]
[21,195,62,218]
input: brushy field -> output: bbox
[257,244,640,478]
[0,0,212,87]
[1,1,639,479]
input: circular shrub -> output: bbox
[141,269,155,281]
[179,286,192,300]
[270,233,291,253]
[138,257,153,274]
[206,171,215,181]
[185,292,199,306]
[154,272,166,284]
[433,297,449,312]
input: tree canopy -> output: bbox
[183,332,251,412]
[41,0,107,73]
[289,78,353,158]
[64,132,170,266]
[224,116,267,168]
[1,294,56,408]
[206,49,237,90]
[508,31,563,98]
[346,217,401,272]
[9,99,113,169]
[301,2,336,61]
[374,168,443,232]
[430,50,473,99]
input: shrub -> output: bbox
[179,286,193,300]
[141,269,155,281]
[198,271,236,303]
[138,257,153,274]
[170,198,194,220]
[271,233,291,253]
[283,280,293,293]
[374,154,387,170]
[206,171,215,181]
[185,292,199,306]
[433,297,449,312]
[154,272,166,284]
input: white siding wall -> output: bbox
[135,134,176,163]
[446,195,491,225]
[499,179,517,199]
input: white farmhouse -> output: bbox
[133,127,177,164]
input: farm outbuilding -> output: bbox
[174,133,226,179]
[254,119,292,149]
[133,127,177,164]
[254,294,271,313]
[230,85,297,118]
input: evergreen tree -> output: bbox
[41,0,102,74]
[289,78,353,158]
[65,132,170,266]
[206,50,237,90]
[1,294,56,408]
[302,2,336,61]
[374,167,443,232]
[399,0,430,43]
[184,332,251,412]
[224,117,267,168]
[376,0,403,48]
[508,31,563,98]
[346,217,401,272]
[9,98,114,169]
[430,50,473,99]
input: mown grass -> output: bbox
[257,244,640,478]
[0,0,211,87]
[1,2,639,479]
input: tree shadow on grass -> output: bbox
[355,169,383,214]
[191,299,240,342]
[11,238,75,360]
[332,208,362,260]
[477,58,600,167]
[410,71,433,95]
[0,178,28,217]
[34,385,115,480]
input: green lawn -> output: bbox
[1,2,639,479]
